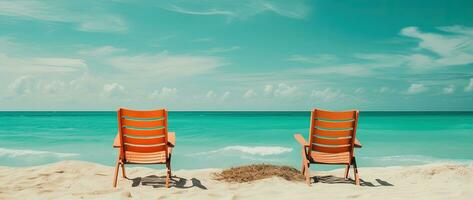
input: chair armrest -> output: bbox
[294,133,309,147]
[354,138,362,148]
[113,132,121,148]
[168,132,176,147]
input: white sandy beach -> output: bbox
[0,161,472,200]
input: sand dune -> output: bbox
[0,161,472,199]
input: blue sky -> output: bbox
[0,0,472,111]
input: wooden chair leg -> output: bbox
[344,164,350,180]
[168,155,172,177]
[120,162,126,178]
[113,159,120,187]
[300,149,306,175]
[305,163,311,186]
[301,148,311,186]
[352,157,360,185]
[301,159,306,175]
[165,162,171,188]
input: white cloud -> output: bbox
[287,54,338,64]
[204,46,240,54]
[0,53,87,74]
[443,85,455,94]
[355,87,365,94]
[243,89,257,99]
[264,83,299,97]
[102,83,125,97]
[304,65,373,77]
[401,26,462,56]
[274,83,298,97]
[400,26,473,68]
[354,53,406,68]
[221,91,231,101]
[68,73,101,93]
[205,90,217,99]
[160,0,310,21]
[7,75,92,97]
[263,85,274,96]
[437,25,473,36]
[107,52,225,77]
[290,25,473,78]
[193,37,214,43]
[311,88,342,102]
[205,90,230,101]
[376,86,395,94]
[8,75,37,96]
[465,78,473,92]
[165,5,235,17]
[405,54,432,68]
[78,45,126,56]
[43,80,67,95]
[76,15,127,33]
[149,87,178,99]
[406,83,428,95]
[0,0,127,32]
[379,87,389,93]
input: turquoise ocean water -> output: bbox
[1,111,472,170]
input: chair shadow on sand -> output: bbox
[128,175,208,189]
[312,175,394,187]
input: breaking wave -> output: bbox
[0,148,78,158]
[191,145,293,156]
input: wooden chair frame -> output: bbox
[112,108,176,188]
[294,109,362,186]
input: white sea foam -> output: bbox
[0,148,78,158]
[191,145,292,156]
[371,155,449,163]
[363,155,473,165]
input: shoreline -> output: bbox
[1,160,472,199]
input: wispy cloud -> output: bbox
[377,86,396,94]
[6,74,97,98]
[400,26,473,69]
[193,37,214,43]
[243,89,257,99]
[311,88,343,102]
[465,78,473,92]
[160,0,310,21]
[107,52,226,77]
[204,90,231,101]
[406,83,428,95]
[78,45,126,57]
[287,54,338,64]
[204,46,240,54]
[286,26,473,79]
[7,75,37,96]
[0,53,87,74]
[166,5,235,17]
[102,83,125,98]
[300,64,373,77]
[443,85,455,94]
[149,87,178,99]
[0,0,127,32]
[263,83,299,98]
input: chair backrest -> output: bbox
[117,108,168,161]
[308,109,359,157]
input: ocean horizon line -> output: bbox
[0,110,473,113]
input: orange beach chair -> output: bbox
[112,108,176,187]
[294,109,362,185]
